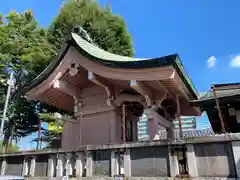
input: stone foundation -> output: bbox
[25,177,236,180]
[2,133,240,179]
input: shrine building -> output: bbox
[190,83,240,133]
[22,28,201,149]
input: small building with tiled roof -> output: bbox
[20,27,202,149]
[190,83,240,133]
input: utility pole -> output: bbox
[0,72,14,138]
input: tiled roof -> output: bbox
[199,89,240,102]
[190,84,240,105]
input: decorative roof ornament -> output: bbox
[72,25,95,45]
[69,26,96,77]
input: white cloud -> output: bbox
[207,56,216,68]
[230,55,240,68]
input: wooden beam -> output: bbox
[130,80,153,107]
[73,97,82,115]
[88,71,114,106]
[113,93,144,106]
[145,108,173,128]
[176,95,183,139]
[53,80,81,99]
[155,93,167,109]
[122,104,126,143]
[157,80,183,111]
[53,112,80,124]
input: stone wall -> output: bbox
[92,150,111,176]
[1,133,240,178]
[131,146,169,176]
[4,155,23,176]
[24,178,237,180]
[194,142,235,177]
[35,154,48,177]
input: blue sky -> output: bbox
[1,0,240,148]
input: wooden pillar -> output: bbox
[176,95,183,139]
[122,104,126,143]
[211,85,226,133]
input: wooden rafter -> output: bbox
[156,81,176,100]
[157,80,183,138]
[172,77,190,100]
[53,80,81,99]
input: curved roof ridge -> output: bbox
[70,32,198,98]
[13,32,199,100]
[71,32,150,62]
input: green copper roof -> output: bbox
[70,33,198,98]
[17,32,198,100]
[70,32,178,69]
[72,33,148,62]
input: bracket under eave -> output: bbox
[130,80,154,107]
[88,71,114,106]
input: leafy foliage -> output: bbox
[0,141,19,152]
[0,0,134,150]
[1,70,41,152]
[0,10,56,77]
[33,113,64,149]
[49,0,134,57]
[39,130,62,149]
[0,11,55,151]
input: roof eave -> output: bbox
[12,43,71,100]
[14,33,198,102]
[172,55,199,100]
[70,34,199,100]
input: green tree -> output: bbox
[33,113,64,149]
[0,141,19,152]
[49,0,134,57]
[0,11,55,152]
[0,10,56,77]
[41,0,134,147]
[0,0,134,151]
